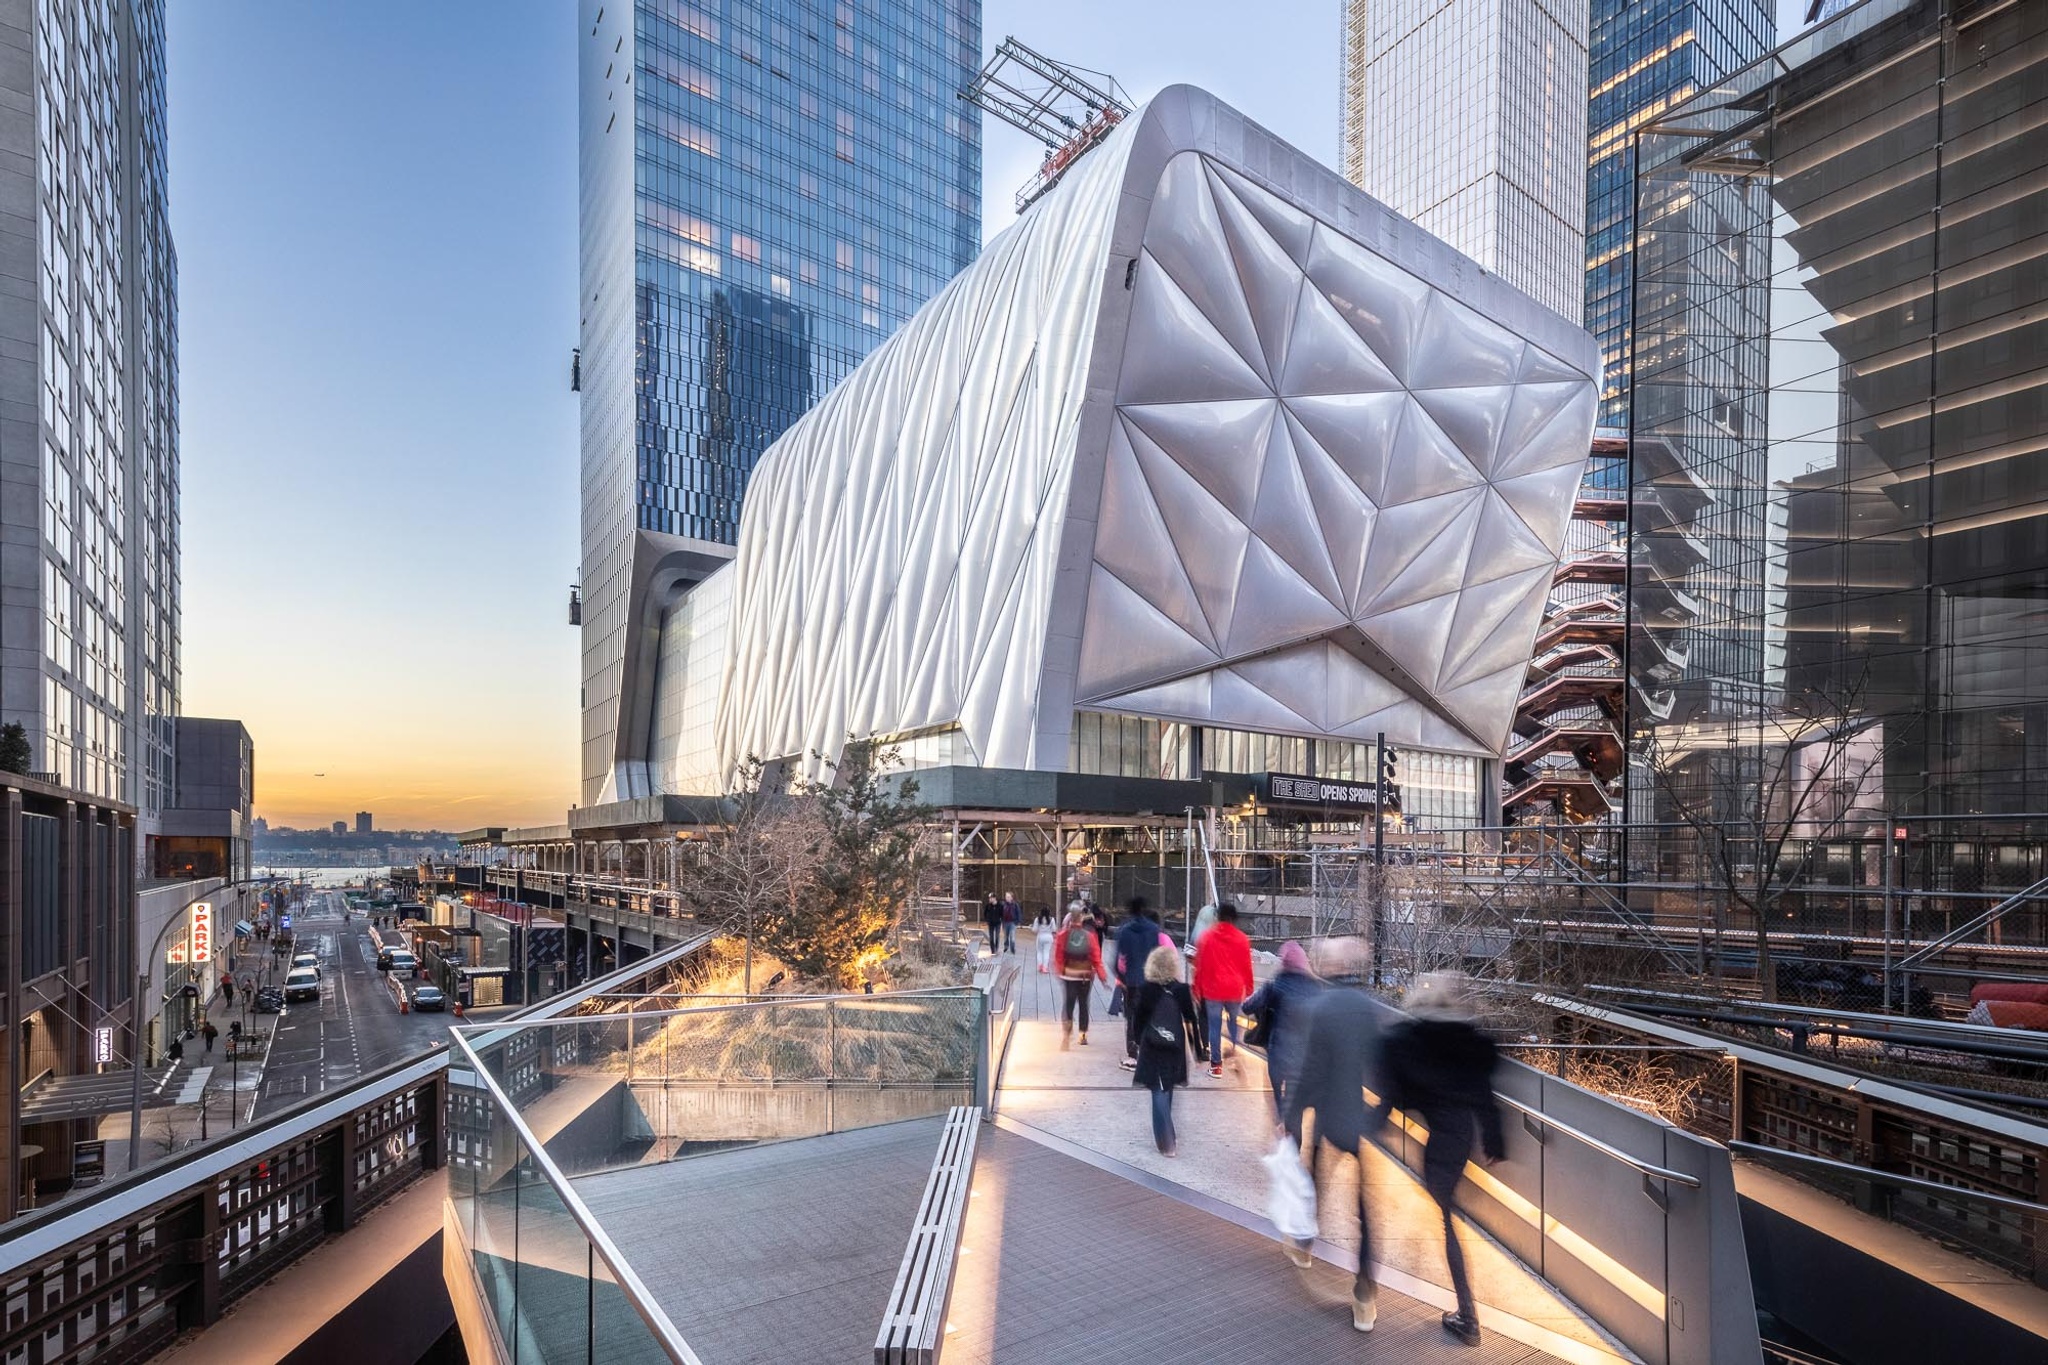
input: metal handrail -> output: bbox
[0,1047,448,1272]
[1895,871,2048,969]
[1495,1093,1703,1189]
[1728,1141,2048,1216]
[448,1029,702,1365]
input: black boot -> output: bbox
[1442,1312,1481,1347]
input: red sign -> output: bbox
[1893,827,1909,842]
[189,902,214,964]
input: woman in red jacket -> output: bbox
[1191,902,1255,1078]
[1053,908,1108,1049]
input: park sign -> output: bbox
[189,902,213,963]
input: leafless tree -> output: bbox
[1644,666,1884,1000]
[674,757,819,993]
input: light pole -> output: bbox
[128,875,277,1171]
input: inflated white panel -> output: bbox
[696,88,1600,786]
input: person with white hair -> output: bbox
[1373,973,1506,1348]
[1281,957,1384,1333]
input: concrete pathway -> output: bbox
[993,960,1635,1364]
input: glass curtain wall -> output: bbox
[1631,0,2048,831]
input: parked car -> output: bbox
[386,951,418,976]
[290,953,320,976]
[253,986,285,1013]
[283,967,321,1004]
[410,985,446,1012]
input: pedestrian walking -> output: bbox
[200,1020,219,1055]
[1282,946,1384,1333]
[1113,898,1163,1069]
[1000,892,1020,954]
[980,893,1003,956]
[1189,902,1218,948]
[1053,908,1108,1049]
[1131,945,1205,1156]
[1192,902,1255,1078]
[1373,973,1505,1348]
[166,1035,185,1065]
[220,974,235,1005]
[1244,941,1321,1128]
[1033,907,1056,973]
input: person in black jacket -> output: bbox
[979,894,1002,956]
[1373,973,1506,1348]
[1130,944,1205,1157]
[1281,951,1383,1334]
[1113,898,1163,1069]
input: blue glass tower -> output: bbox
[1584,0,1772,422]
[578,1,982,802]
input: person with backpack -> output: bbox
[1113,898,1162,1068]
[979,894,1003,956]
[1192,902,1255,1078]
[1372,973,1506,1348]
[200,1019,219,1055]
[1131,944,1205,1156]
[1000,892,1020,954]
[1052,908,1108,1049]
[1243,941,1321,1129]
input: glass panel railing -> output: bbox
[457,989,984,1180]
[446,1033,699,1364]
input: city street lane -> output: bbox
[250,890,458,1119]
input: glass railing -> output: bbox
[444,987,992,1361]
[448,1028,699,1365]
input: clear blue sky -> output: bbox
[169,1,1800,828]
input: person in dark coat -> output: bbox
[1000,893,1020,953]
[1282,946,1383,1333]
[1372,973,1506,1348]
[1243,941,1321,1131]
[979,894,1003,956]
[1130,944,1205,1156]
[1113,898,1163,1068]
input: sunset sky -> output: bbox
[166,2,1818,832]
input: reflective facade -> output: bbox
[1341,0,1590,323]
[1584,0,1771,422]
[1633,0,2048,816]
[0,0,178,833]
[644,88,1601,826]
[578,0,981,803]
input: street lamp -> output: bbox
[128,875,280,1171]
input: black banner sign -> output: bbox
[1263,772,1388,809]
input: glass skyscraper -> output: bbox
[578,0,981,803]
[0,0,179,837]
[1584,0,1772,423]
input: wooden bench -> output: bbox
[875,1105,981,1365]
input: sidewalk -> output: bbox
[993,957,1635,1364]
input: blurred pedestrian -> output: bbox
[1053,908,1108,1049]
[980,894,1003,956]
[1189,903,1218,948]
[1373,973,1505,1348]
[1282,947,1383,1333]
[1192,903,1254,1079]
[1131,945,1205,1156]
[220,974,235,1005]
[200,1020,218,1054]
[1244,941,1321,1129]
[166,1035,185,1065]
[1113,898,1163,1069]
[1000,892,1020,954]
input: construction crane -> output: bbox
[960,38,1131,213]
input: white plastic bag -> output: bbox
[1263,1135,1318,1241]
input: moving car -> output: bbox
[283,967,321,1004]
[410,985,446,1012]
[253,985,285,1013]
[290,953,320,976]
[386,950,418,977]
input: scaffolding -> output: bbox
[960,37,1131,213]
